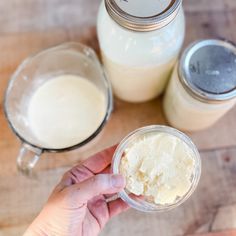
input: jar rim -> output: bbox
[178,39,236,104]
[112,125,201,212]
[105,0,182,32]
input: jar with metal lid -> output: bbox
[163,39,236,131]
[97,0,185,103]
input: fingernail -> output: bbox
[111,175,125,188]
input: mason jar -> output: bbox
[163,39,236,131]
[97,0,185,103]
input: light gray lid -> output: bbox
[179,39,236,103]
[105,0,182,32]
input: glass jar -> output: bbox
[112,125,201,212]
[97,0,185,103]
[164,39,236,131]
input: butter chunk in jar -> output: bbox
[112,126,201,212]
[97,0,185,103]
[164,39,236,131]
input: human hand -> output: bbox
[24,146,128,236]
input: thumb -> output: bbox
[66,174,125,204]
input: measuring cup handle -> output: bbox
[17,143,42,176]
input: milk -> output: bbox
[102,53,176,102]
[28,75,106,149]
[97,2,185,102]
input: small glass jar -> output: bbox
[112,125,201,212]
[164,39,236,131]
[97,0,185,103]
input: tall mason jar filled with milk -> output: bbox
[164,39,236,131]
[97,0,185,102]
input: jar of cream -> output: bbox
[164,39,236,131]
[97,0,185,103]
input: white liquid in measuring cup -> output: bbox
[28,75,106,149]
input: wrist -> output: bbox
[23,226,48,236]
[23,218,49,236]
[24,211,81,236]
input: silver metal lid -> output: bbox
[105,0,182,32]
[179,39,236,103]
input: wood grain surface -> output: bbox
[0,1,236,236]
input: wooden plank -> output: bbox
[184,0,236,12]
[0,0,100,34]
[0,225,29,236]
[211,204,236,232]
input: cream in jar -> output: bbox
[97,0,185,102]
[164,39,236,131]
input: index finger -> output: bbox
[82,145,118,174]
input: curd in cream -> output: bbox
[120,133,196,205]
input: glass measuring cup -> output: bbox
[4,42,113,175]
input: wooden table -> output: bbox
[0,1,236,236]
